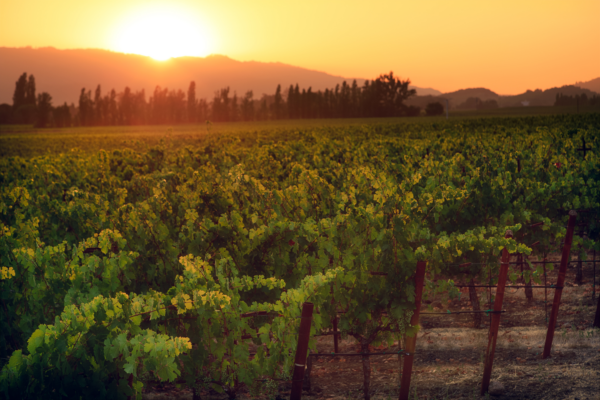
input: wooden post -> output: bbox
[332,317,339,353]
[290,302,314,400]
[480,230,512,395]
[331,286,339,353]
[543,210,577,359]
[593,250,600,329]
[594,287,600,329]
[398,261,427,400]
[468,278,482,328]
[127,374,134,400]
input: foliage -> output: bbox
[0,113,599,398]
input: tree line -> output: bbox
[0,72,425,127]
[554,92,600,107]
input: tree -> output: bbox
[94,85,103,125]
[53,102,71,128]
[12,73,37,124]
[26,75,37,108]
[12,73,28,110]
[258,98,269,120]
[211,87,231,122]
[108,89,118,125]
[78,88,93,126]
[270,84,283,119]
[120,87,133,125]
[287,85,295,119]
[372,71,416,117]
[0,103,12,124]
[231,92,239,122]
[197,98,209,123]
[187,81,197,123]
[34,92,52,128]
[241,91,254,121]
[351,80,360,117]
[425,102,444,116]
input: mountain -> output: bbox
[439,88,500,108]
[574,77,600,94]
[406,85,598,110]
[498,85,598,107]
[0,47,436,105]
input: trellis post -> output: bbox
[398,260,427,400]
[543,210,577,359]
[481,230,512,395]
[290,302,314,400]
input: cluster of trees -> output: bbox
[0,73,70,127]
[554,92,600,107]
[425,101,445,116]
[1,71,426,127]
[0,73,73,127]
[456,97,499,110]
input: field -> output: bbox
[1,105,598,157]
[0,112,599,400]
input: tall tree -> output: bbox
[187,81,197,123]
[12,73,37,124]
[231,92,239,122]
[287,85,295,119]
[94,85,103,125]
[294,84,300,118]
[241,91,254,121]
[120,87,133,125]
[53,102,71,128]
[271,84,283,119]
[108,89,118,125]
[78,88,92,126]
[12,73,28,110]
[258,98,269,120]
[26,75,37,107]
[351,80,360,117]
[219,87,230,122]
[34,92,52,128]
[197,98,209,123]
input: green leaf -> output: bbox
[210,383,224,394]
[124,363,135,374]
[27,329,45,354]
[7,350,23,369]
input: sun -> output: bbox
[113,6,214,61]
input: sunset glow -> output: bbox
[112,6,213,61]
[1,0,599,93]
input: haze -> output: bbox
[1,0,599,94]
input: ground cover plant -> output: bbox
[0,113,599,399]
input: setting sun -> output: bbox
[112,6,213,61]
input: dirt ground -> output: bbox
[143,260,600,400]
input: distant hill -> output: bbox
[0,47,435,104]
[499,85,599,107]
[574,77,600,94]
[439,88,500,108]
[407,85,598,110]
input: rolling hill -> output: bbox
[0,47,440,105]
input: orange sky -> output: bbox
[1,0,599,94]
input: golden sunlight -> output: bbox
[113,6,213,61]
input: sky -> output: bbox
[1,0,599,95]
